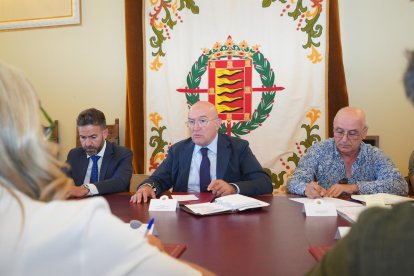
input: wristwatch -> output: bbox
[82,184,91,192]
[141,183,157,193]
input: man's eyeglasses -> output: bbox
[185,118,217,128]
[333,128,366,140]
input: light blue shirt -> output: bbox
[286,138,408,196]
[188,135,218,192]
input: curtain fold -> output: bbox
[124,0,348,173]
[124,0,144,173]
[328,0,349,137]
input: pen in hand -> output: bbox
[144,217,155,236]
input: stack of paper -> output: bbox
[290,197,365,221]
[351,193,414,205]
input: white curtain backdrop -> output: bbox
[144,0,327,192]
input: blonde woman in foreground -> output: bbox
[0,62,214,276]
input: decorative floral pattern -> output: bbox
[147,0,324,70]
[264,109,322,193]
[263,0,324,63]
[148,112,170,171]
[148,0,199,71]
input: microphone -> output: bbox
[129,219,158,236]
[129,219,142,229]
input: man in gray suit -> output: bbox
[130,101,272,203]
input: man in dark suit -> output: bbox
[66,108,132,198]
[130,101,272,203]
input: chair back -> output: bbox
[76,118,119,147]
[51,120,59,143]
[405,176,413,196]
[130,174,150,193]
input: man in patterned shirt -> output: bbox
[307,52,414,276]
[287,106,408,198]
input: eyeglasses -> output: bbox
[185,118,217,128]
[333,128,366,140]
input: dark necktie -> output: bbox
[89,155,101,183]
[199,148,211,192]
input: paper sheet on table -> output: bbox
[336,206,367,223]
[171,195,199,201]
[289,197,363,208]
[351,193,414,205]
[335,226,351,239]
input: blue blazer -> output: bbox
[66,141,133,194]
[142,133,273,196]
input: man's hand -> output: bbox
[130,185,156,204]
[304,182,327,198]
[207,179,236,197]
[66,185,89,198]
[325,184,358,197]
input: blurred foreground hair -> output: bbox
[0,62,72,204]
[404,51,414,105]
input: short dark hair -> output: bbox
[76,108,106,128]
[404,51,414,105]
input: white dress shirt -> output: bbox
[188,135,218,192]
[82,140,106,195]
[0,188,200,276]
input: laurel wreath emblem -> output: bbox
[185,39,281,137]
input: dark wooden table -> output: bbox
[104,193,351,276]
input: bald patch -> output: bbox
[334,107,366,128]
[189,101,218,118]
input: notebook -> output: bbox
[181,194,270,215]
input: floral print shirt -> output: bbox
[286,138,408,196]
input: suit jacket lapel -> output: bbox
[99,142,113,180]
[216,134,230,179]
[179,141,194,190]
[79,153,89,184]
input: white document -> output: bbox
[290,197,362,208]
[184,194,269,215]
[171,195,199,201]
[351,193,414,205]
[214,194,269,210]
[149,196,178,211]
[335,226,351,239]
[303,199,337,216]
[336,206,367,223]
[183,202,231,215]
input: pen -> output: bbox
[144,217,155,236]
